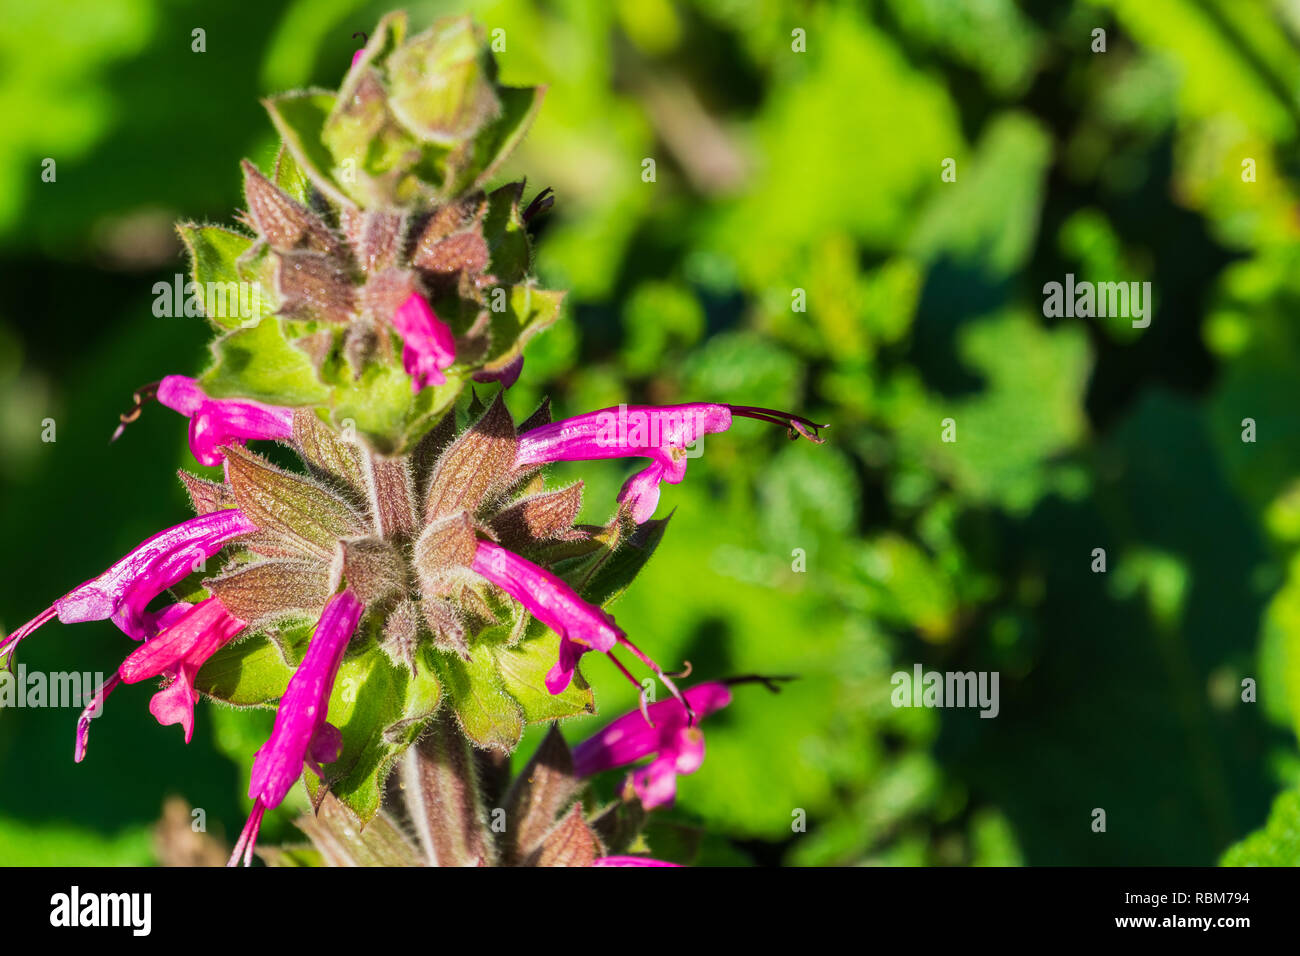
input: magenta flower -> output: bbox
[471,539,682,707]
[393,292,456,391]
[229,588,362,867]
[74,601,195,759]
[119,596,248,746]
[515,403,826,522]
[590,856,681,867]
[112,375,295,467]
[573,681,733,809]
[471,539,619,693]
[76,597,247,761]
[0,509,256,667]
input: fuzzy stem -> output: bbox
[397,711,496,867]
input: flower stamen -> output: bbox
[616,635,695,725]
[727,405,828,443]
[110,381,162,443]
[227,800,266,868]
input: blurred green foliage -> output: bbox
[3,0,1300,865]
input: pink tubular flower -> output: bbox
[111,375,295,467]
[471,539,620,693]
[76,598,245,762]
[117,596,248,747]
[392,292,456,391]
[0,509,256,668]
[470,539,683,710]
[591,856,680,867]
[74,601,195,759]
[573,681,732,810]
[515,403,826,522]
[228,589,363,867]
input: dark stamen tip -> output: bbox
[111,381,162,443]
[729,405,828,444]
[723,673,797,694]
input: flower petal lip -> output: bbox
[114,596,247,746]
[616,463,666,524]
[118,596,247,684]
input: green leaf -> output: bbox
[196,633,295,707]
[176,224,267,331]
[1221,788,1300,865]
[480,285,563,378]
[263,89,353,208]
[453,85,545,194]
[273,145,312,205]
[579,515,671,608]
[322,66,428,208]
[201,317,330,407]
[482,182,532,284]
[891,310,1090,513]
[325,359,463,455]
[434,641,525,752]
[495,631,596,723]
